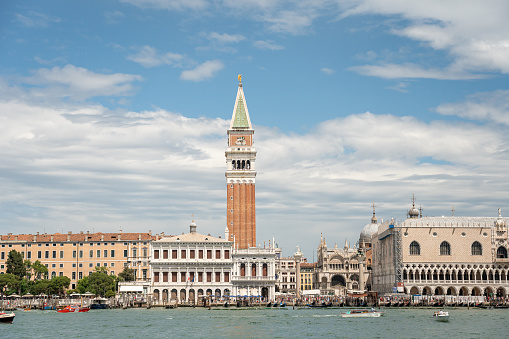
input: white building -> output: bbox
[149,221,233,305]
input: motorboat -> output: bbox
[57,305,90,313]
[340,309,384,318]
[90,297,109,309]
[0,312,15,323]
[433,310,449,322]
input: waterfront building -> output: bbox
[0,231,155,289]
[300,262,316,291]
[315,234,368,296]
[231,246,277,300]
[371,198,509,298]
[225,75,257,249]
[149,220,233,305]
[274,248,307,294]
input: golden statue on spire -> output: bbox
[238,74,242,83]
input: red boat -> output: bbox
[0,312,15,323]
[57,305,90,313]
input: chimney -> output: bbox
[50,235,54,242]
[138,234,141,240]
[33,235,37,242]
[15,236,18,241]
[37,232,39,235]
[67,233,70,241]
[101,234,104,241]
[87,231,89,235]
[149,230,152,236]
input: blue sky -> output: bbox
[1,0,509,258]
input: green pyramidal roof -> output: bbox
[232,96,249,128]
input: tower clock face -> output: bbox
[236,136,245,145]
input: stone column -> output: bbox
[294,247,303,299]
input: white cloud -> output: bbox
[320,68,335,75]
[127,46,185,68]
[16,65,142,101]
[349,63,487,80]
[341,0,509,77]
[120,0,208,11]
[207,32,246,44]
[15,11,61,28]
[435,90,509,125]
[253,40,284,50]
[180,60,224,81]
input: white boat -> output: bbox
[340,309,384,318]
[433,310,449,322]
[0,312,16,323]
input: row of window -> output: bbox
[153,249,230,260]
[154,271,230,283]
[409,241,509,257]
[1,248,153,261]
[0,241,148,248]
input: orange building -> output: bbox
[225,77,257,249]
[0,231,156,290]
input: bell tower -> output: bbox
[225,75,256,249]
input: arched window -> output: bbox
[232,160,236,169]
[242,160,246,169]
[471,241,482,255]
[409,241,420,255]
[497,247,508,258]
[246,160,250,169]
[440,241,451,255]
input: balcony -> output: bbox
[231,275,276,282]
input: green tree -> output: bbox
[6,250,25,279]
[31,260,48,280]
[118,267,135,282]
[30,279,50,295]
[0,273,21,295]
[49,276,71,296]
[24,260,32,281]
[88,270,115,297]
[76,276,90,294]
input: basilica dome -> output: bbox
[359,218,379,244]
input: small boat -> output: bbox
[0,312,15,323]
[432,310,449,322]
[16,307,31,312]
[340,309,383,318]
[57,305,90,313]
[90,297,110,310]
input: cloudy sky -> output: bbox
[1,0,509,258]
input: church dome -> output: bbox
[360,222,378,243]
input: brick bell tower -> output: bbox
[225,75,256,249]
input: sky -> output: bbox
[1,0,509,259]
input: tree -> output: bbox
[88,271,115,297]
[49,276,71,296]
[6,250,25,279]
[118,267,135,282]
[76,276,90,294]
[31,260,48,280]
[0,273,21,295]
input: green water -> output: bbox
[3,307,508,338]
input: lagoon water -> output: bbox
[4,307,509,338]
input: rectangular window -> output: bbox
[207,250,212,259]
[132,249,137,258]
[163,272,168,282]
[215,272,221,282]
[172,272,177,282]
[215,250,221,259]
[142,269,147,280]
[104,250,107,258]
[79,250,83,258]
[90,250,93,258]
[52,264,56,268]
[154,250,159,259]
[38,251,42,259]
[189,272,194,282]
[1,252,4,260]
[60,264,64,268]
[52,251,57,259]
[206,272,212,282]
[96,250,100,258]
[154,273,159,283]
[89,263,93,268]
[224,272,230,282]
[198,273,203,282]
[59,251,64,259]
[181,250,186,259]
[111,250,115,258]
[72,263,76,268]
[181,272,186,282]
[79,272,83,279]
[27,251,32,259]
[111,263,115,267]
[123,249,128,258]
[45,251,49,259]
[59,272,63,277]
[172,250,177,259]
[163,250,168,259]
[224,250,229,259]
[199,250,204,259]
[190,250,195,259]
[72,272,76,280]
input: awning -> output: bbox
[119,285,144,292]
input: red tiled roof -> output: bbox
[1,232,157,242]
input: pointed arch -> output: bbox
[409,241,420,255]
[440,241,451,255]
[471,241,482,255]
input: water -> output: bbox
[4,307,509,338]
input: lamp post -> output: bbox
[294,246,303,301]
